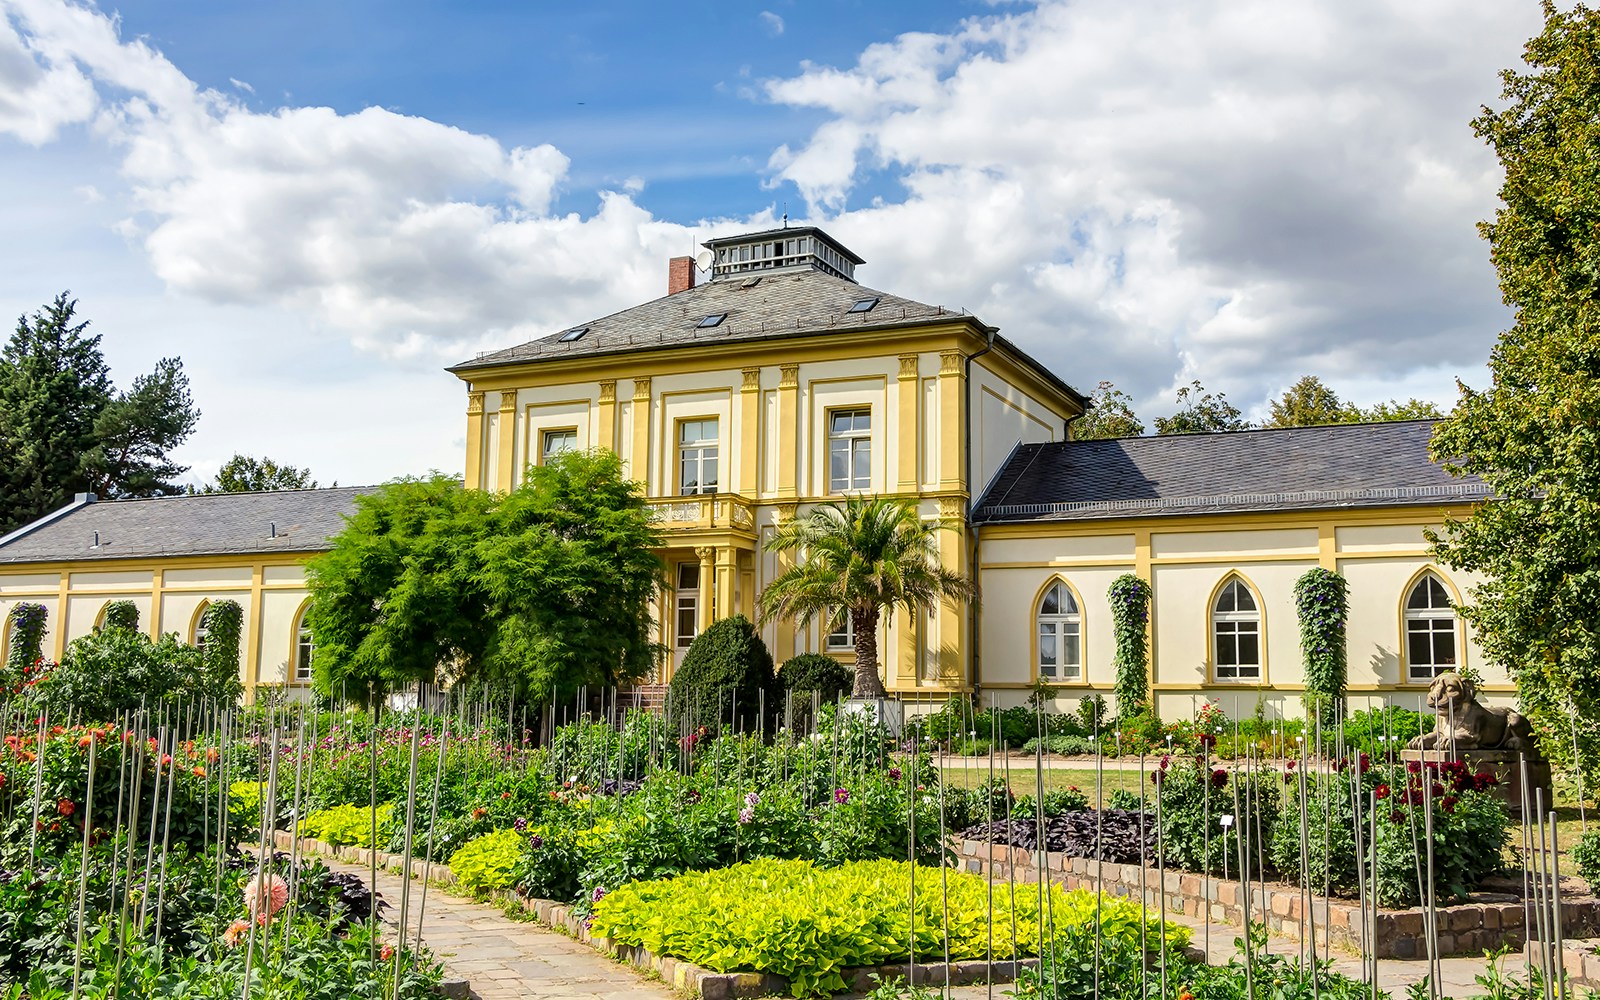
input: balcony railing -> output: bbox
[644,494,756,533]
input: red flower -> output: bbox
[380,943,394,962]
[1374,784,1391,800]
[1210,769,1228,789]
[1441,796,1458,813]
[1286,759,1296,771]
[471,807,488,820]
[1390,810,1405,824]
[501,791,511,800]
[56,799,75,817]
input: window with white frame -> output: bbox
[294,605,315,682]
[678,419,719,495]
[674,562,700,649]
[541,428,577,464]
[1037,581,1082,681]
[192,601,211,652]
[1405,574,1458,682]
[825,608,854,652]
[828,408,871,492]
[1212,578,1261,681]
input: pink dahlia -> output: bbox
[245,872,290,920]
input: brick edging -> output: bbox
[957,837,1600,959]
[272,832,1038,998]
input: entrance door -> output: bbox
[673,561,701,670]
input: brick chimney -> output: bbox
[669,256,696,295]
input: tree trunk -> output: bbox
[851,607,888,699]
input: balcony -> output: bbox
[644,494,756,536]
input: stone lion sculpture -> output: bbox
[1408,671,1537,754]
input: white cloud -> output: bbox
[759,11,784,37]
[227,76,252,94]
[0,4,94,143]
[763,0,1536,412]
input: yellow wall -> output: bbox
[977,508,1498,719]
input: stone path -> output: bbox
[324,853,1519,999]
[319,856,674,1000]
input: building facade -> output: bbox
[0,225,1503,715]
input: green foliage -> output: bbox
[777,653,852,701]
[81,356,200,499]
[1151,756,1280,877]
[198,599,245,705]
[40,628,206,720]
[196,453,318,493]
[1,603,47,697]
[1572,828,1600,889]
[1294,569,1349,725]
[307,452,663,708]
[1108,574,1151,718]
[100,600,138,632]
[448,827,525,895]
[589,857,1187,997]
[1429,3,1600,794]
[1340,706,1429,758]
[1074,380,1144,439]
[1267,376,1348,428]
[298,802,395,847]
[759,496,974,700]
[1153,380,1249,435]
[668,615,775,734]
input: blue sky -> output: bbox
[0,0,1541,487]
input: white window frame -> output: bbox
[1036,581,1082,681]
[825,609,854,652]
[294,605,315,682]
[678,418,719,496]
[540,428,578,465]
[1211,579,1261,682]
[674,562,701,649]
[1404,574,1459,683]
[827,407,872,493]
[192,601,211,652]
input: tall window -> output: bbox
[540,428,577,464]
[1405,574,1458,682]
[828,408,871,493]
[294,603,315,682]
[191,601,211,652]
[678,419,719,495]
[1212,578,1261,681]
[1037,581,1082,681]
[826,608,854,652]
[674,563,700,649]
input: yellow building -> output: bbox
[0,225,1500,716]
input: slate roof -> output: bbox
[973,421,1491,523]
[0,487,374,564]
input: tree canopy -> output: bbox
[1430,3,1600,788]
[305,451,664,709]
[195,454,319,493]
[1073,380,1145,439]
[758,496,973,699]
[1265,375,1445,428]
[1153,381,1250,435]
[0,293,199,533]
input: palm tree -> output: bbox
[757,496,975,699]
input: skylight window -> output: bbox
[558,327,588,342]
[847,297,880,314]
[697,313,727,328]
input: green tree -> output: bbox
[1354,398,1444,422]
[758,496,974,700]
[1430,3,1600,789]
[0,293,200,532]
[1266,376,1347,428]
[1153,381,1250,435]
[196,454,318,493]
[1074,380,1145,439]
[667,615,775,734]
[0,294,112,532]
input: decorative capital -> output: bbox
[898,354,920,380]
[695,545,717,563]
[632,377,652,401]
[937,496,966,519]
[466,391,485,415]
[776,502,799,523]
[497,391,518,412]
[939,350,963,376]
[779,364,799,388]
[741,367,762,392]
[598,380,616,403]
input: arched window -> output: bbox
[1212,577,1261,681]
[1404,573,1458,682]
[190,601,211,651]
[0,613,10,664]
[1037,581,1082,681]
[293,602,315,683]
[93,603,111,631]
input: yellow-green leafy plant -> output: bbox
[449,828,524,896]
[589,858,1186,996]
[298,802,394,846]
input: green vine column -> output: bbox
[102,600,139,632]
[1108,574,1152,719]
[2,603,49,698]
[199,600,245,705]
[1294,568,1349,726]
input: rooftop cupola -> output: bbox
[702,225,864,283]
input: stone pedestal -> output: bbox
[1401,748,1552,818]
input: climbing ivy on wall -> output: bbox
[1294,568,1349,726]
[4,602,47,672]
[199,600,245,705]
[1108,574,1151,719]
[102,600,139,632]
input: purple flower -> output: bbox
[744,791,760,808]
[513,817,528,833]
[834,788,850,804]
[888,766,902,781]
[738,807,755,824]
[528,834,543,849]
[591,886,607,903]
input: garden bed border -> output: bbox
[274,832,1039,998]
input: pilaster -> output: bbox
[935,496,967,686]
[631,378,653,491]
[897,354,920,493]
[774,503,799,661]
[597,381,617,454]
[938,350,964,493]
[740,368,761,496]
[464,391,486,491]
[777,365,799,497]
[696,545,716,632]
[495,392,518,493]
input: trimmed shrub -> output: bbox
[1108,575,1151,718]
[1295,568,1349,725]
[667,615,775,734]
[776,653,852,731]
[101,600,139,632]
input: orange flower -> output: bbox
[57,799,75,817]
[380,943,394,962]
[193,766,207,778]
[471,807,488,820]
[205,747,220,763]
[223,918,250,947]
